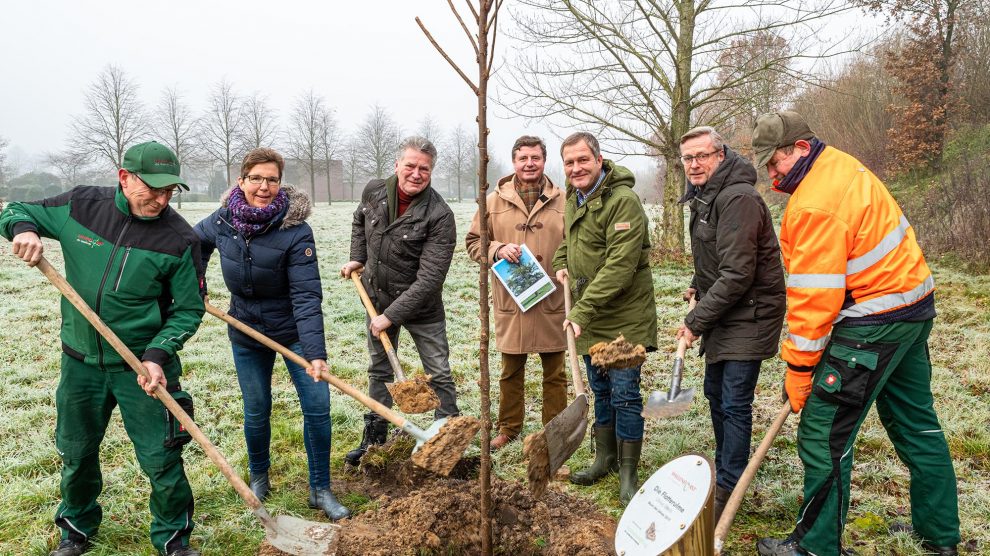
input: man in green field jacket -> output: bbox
[0,142,205,556]
[552,131,658,505]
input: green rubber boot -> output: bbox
[618,438,642,505]
[570,426,618,486]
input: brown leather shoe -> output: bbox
[491,433,515,450]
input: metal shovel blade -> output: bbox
[412,417,448,452]
[259,509,340,555]
[642,387,695,418]
[544,393,590,473]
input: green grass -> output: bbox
[1,201,988,555]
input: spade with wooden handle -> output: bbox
[714,402,792,554]
[35,256,336,556]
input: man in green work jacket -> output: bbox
[553,131,658,505]
[0,142,205,556]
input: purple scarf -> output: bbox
[227,186,288,238]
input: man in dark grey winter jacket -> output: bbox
[677,126,786,521]
[340,136,459,466]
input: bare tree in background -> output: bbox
[199,80,243,194]
[341,135,363,200]
[417,113,443,144]
[153,86,199,206]
[69,65,148,170]
[356,103,402,179]
[793,45,897,176]
[857,0,968,171]
[695,31,794,146]
[239,92,280,152]
[955,0,990,125]
[503,0,857,255]
[46,151,93,190]
[443,123,475,202]
[318,108,341,205]
[0,135,9,186]
[286,89,327,202]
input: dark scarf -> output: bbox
[227,186,288,238]
[773,138,826,195]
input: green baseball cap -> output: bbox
[122,141,188,190]
[752,111,816,169]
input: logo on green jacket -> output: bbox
[76,234,105,248]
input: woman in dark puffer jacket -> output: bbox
[194,148,349,520]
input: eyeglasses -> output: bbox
[133,174,178,197]
[245,175,281,186]
[680,150,720,165]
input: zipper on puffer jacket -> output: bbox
[113,246,132,292]
[95,217,132,370]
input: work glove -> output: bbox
[783,367,813,413]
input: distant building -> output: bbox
[282,158,346,203]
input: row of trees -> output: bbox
[1,66,504,204]
[500,0,985,257]
[794,0,988,178]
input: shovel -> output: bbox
[714,402,792,554]
[205,301,479,477]
[642,295,698,419]
[524,275,589,497]
[349,271,440,414]
[35,257,336,556]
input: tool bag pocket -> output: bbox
[813,340,879,408]
[163,386,194,449]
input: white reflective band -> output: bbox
[788,273,846,289]
[789,333,829,352]
[847,215,910,275]
[837,274,935,320]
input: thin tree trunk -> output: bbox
[476,3,493,553]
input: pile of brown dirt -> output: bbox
[523,430,551,497]
[410,415,481,477]
[257,433,616,556]
[388,375,440,414]
[589,334,647,369]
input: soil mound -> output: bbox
[258,433,616,556]
[589,334,646,370]
[389,374,440,414]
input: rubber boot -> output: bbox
[570,425,618,486]
[713,485,732,523]
[344,413,388,467]
[618,438,642,505]
[249,470,270,502]
[309,488,352,521]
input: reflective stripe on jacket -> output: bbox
[780,146,934,368]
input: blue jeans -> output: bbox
[703,359,762,491]
[231,341,332,490]
[583,355,644,441]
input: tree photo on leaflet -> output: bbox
[505,259,544,296]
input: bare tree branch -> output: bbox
[416,16,480,94]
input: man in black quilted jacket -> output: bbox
[340,135,460,466]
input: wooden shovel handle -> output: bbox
[35,257,262,511]
[674,295,699,359]
[349,272,406,382]
[204,301,411,430]
[561,276,585,397]
[713,402,792,552]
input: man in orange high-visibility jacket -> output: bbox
[752,111,959,556]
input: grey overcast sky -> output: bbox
[0,0,591,175]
